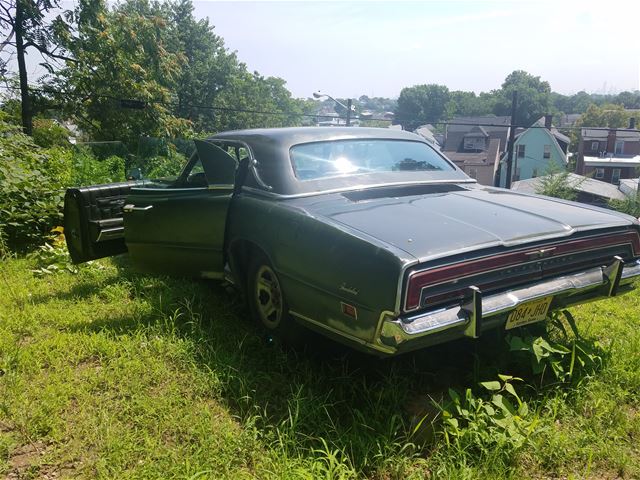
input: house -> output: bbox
[575,123,640,184]
[498,116,570,187]
[511,173,627,208]
[445,138,502,186]
[441,116,511,185]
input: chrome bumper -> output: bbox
[378,257,640,352]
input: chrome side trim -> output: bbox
[241,179,478,200]
[380,258,640,352]
[290,310,395,354]
[95,226,124,242]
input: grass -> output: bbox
[0,253,639,479]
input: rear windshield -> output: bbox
[290,139,454,181]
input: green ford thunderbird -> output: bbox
[64,127,640,356]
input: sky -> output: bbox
[5,0,640,99]
[191,0,640,98]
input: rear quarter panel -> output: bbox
[226,194,409,344]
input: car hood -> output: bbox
[299,186,635,261]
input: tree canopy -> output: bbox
[493,70,551,126]
[4,0,304,147]
[394,84,451,130]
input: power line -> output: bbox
[0,83,638,131]
[0,83,352,121]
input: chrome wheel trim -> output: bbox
[254,264,283,329]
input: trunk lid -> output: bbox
[302,186,635,261]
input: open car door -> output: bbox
[123,140,239,277]
[64,180,144,263]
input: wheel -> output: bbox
[246,253,303,344]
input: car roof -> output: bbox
[210,126,424,148]
[207,127,469,197]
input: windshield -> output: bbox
[290,139,454,181]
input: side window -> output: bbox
[177,141,239,189]
[194,140,238,187]
[181,154,208,188]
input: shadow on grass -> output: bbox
[61,257,608,474]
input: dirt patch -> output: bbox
[0,421,14,434]
[5,441,79,480]
[5,441,47,479]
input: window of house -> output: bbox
[590,141,599,151]
[517,144,525,158]
[532,168,538,178]
[543,145,551,159]
[463,137,485,151]
[595,168,605,179]
[612,168,621,184]
[468,167,478,179]
[615,140,624,155]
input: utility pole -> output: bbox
[346,99,352,127]
[504,91,518,189]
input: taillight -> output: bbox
[403,230,640,312]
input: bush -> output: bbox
[70,147,126,186]
[0,117,70,251]
[32,118,72,148]
[609,192,640,218]
[139,152,186,179]
[534,165,581,201]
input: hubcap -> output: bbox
[255,265,283,329]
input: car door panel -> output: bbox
[124,141,239,277]
[124,188,232,276]
[64,180,144,263]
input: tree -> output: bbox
[577,104,635,129]
[494,70,551,126]
[446,90,495,118]
[54,0,191,147]
[394,84,450,130]
[52,0,302,144]
[0,0,73,134]
[211,72,302,131]
[168,0,239,131]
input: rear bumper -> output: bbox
[377,257,640,354]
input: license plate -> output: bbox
[505,296,553,330]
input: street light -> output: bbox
[313,91,353,126]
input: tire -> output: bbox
[246,253,304,344]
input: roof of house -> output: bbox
[443,116,510,152]
[464,126,489,138]
[581,128,640,140]
[583,155,640,166]
[619,178,639,196]
[445,138,501,166]
[530,117,570,144]
[414,125,439,145]
[511,173,627,201]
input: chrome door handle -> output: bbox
[123,204,153,212]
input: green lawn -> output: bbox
[1,255,639,479]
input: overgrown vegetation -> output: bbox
[0,254,638,478]
[534,166,582,201]
[610,192,640,219]
[0,113,191,252]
